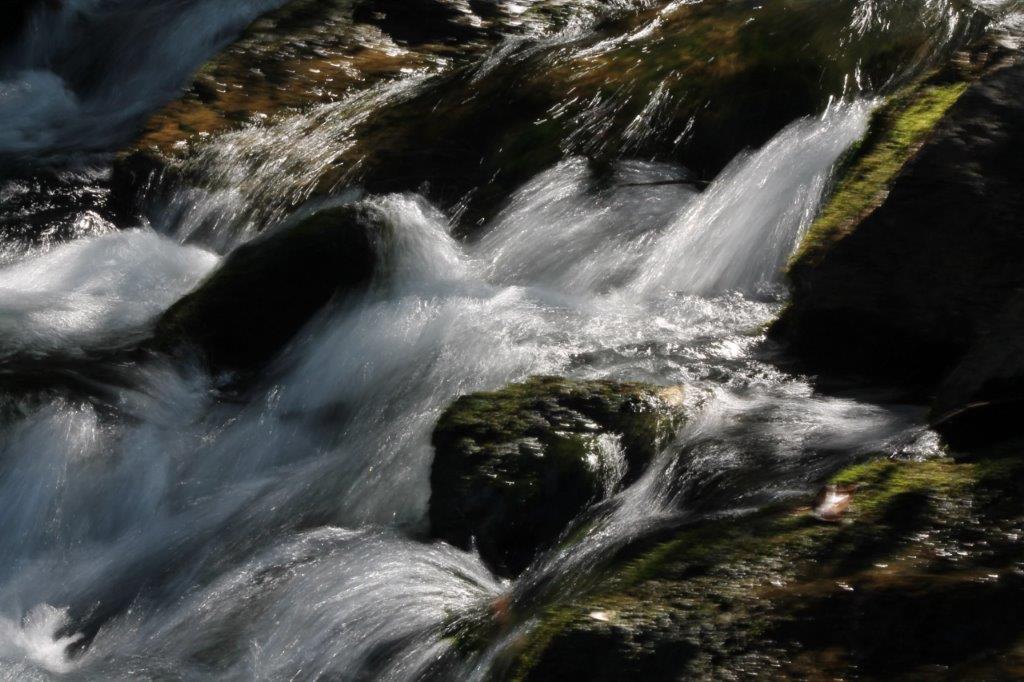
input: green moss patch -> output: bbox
[508,450,1024,679]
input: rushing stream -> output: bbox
[0,0,1006,679]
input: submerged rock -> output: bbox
[155,203,384,372]
[430,376,688,577]
[773,46,1024,446]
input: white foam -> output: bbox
[0,229,218,356]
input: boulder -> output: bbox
[429,376,688,576]
[931,290,1024,446]
[155,203,384,372]
[327,0,984,234]
[772,49,1024,446]
[510,454,1024,680]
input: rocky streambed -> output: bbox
[1,0,1023,679]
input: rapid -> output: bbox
[0,0,1006,679]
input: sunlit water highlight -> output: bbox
[0,0,996,678]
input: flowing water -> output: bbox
[0,0,1007,679]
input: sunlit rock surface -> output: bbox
[115,0,983,237]
[125,0,588,158]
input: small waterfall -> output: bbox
[0,0,990,678]
[0,99,934,679]
[629,100,873,297]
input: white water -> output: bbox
[0,0,288,160]
[0,97,941,679]
[0,0,989,677]
[0,230,217,357]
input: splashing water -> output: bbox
[0,96,939,679]
[0,0,989,678]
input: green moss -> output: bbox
[793,79,969,265]
[430,376,690,577]
[509,450,1024,679]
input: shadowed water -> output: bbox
[0,0,290,161]
[0,0,999,678]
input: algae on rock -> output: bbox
[773,45,1024,446]
[430,376,689,577]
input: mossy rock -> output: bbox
[508,448,1024,680]
[155,203,384,373]
[772,44,1024,445]
[430,376,689,577]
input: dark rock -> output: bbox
[353,0,486,45]
[510,455,1024,680]
[0,0,52,48]
[932,289,1024,447]
[430,376,688,577]
[155,203,383,373]
[108,149,180,224]
[773,51,1024,446]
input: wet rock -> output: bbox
[115,0,977,239]
[122,0,566,159]
[353,0,486,45]
[108,149,181,224]
[510,454,1024,680]
[155,203,383,373]
[124,0,460,158]
[430,376,687,577]
[772,48,1024,447]
[327,0,982,234]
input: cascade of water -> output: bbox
[628,100,874,297]
[0,0,991,678]
[0,97,938,679]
